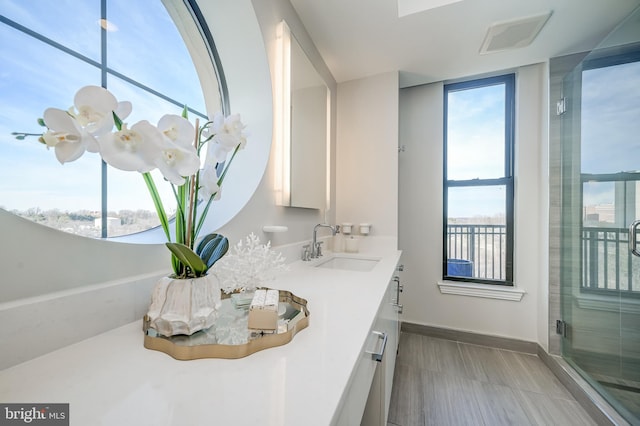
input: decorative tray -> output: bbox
[143,289,309,360]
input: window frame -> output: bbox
[1,0,226,238]
[443,73,515,286]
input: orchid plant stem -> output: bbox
[191,173,200,246]
[193,143,241,238]
[217,143,241,185]
[175,183,188,276]
[185,119,199,251]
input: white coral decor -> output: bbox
[213,233,288,293]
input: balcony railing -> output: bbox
[447,224,640,293]
[446,224,506,281]
[581,227,640,296]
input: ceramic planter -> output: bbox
[146,274,222,337]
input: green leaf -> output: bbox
[181,105,188,119]
[37,118,46,127]
[193,194,215,238]
[142,173,171,242]
[196,233,229,268]
[171,254,181,276]
[112,111,123,131]
[166,242,208,277]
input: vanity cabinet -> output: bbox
[335,266,402,426]
[0,247,404,426]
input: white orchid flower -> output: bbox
[206,142,234,163]
[42,107,97,164]
[69,85,132,137]
[157,114,195,148]
[204,112,248,163]
[98,120,161,173]
[154,144,200,186]
[212,112,246,149]
[199,164,221,201]
[153,114,199,186]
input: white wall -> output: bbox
[336,72,399,240]
[532,62,550,351]
[398,64,549,345]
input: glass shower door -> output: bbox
[559,20,640,422]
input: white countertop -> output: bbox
[0,246,401,426]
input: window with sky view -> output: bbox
[444,74,514,285]
[0,0,212,238]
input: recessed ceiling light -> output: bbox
[397,0,463,17]
[98,19,118,32]
[479,11,552,54]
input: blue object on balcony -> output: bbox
[447,259,473,277]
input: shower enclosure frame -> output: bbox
[549,7,640,424]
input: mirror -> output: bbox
[276,21,329,209]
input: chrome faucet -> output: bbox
[309,223,340,259]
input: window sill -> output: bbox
[437,281,526,301]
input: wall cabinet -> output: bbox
[335,264,402,425]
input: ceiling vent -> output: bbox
[480,11,552,54]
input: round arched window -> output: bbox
[0,0,224,238]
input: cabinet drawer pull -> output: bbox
[366,331,388,362]
[630,220,640,257]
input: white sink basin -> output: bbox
[314,255,380,272]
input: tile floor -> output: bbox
[388,332,598,426]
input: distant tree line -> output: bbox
[6,208,161,238]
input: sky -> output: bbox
[581,60,640,176]
[446,83,506,218]
[0,0,209,212]
[580,60,640,208]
